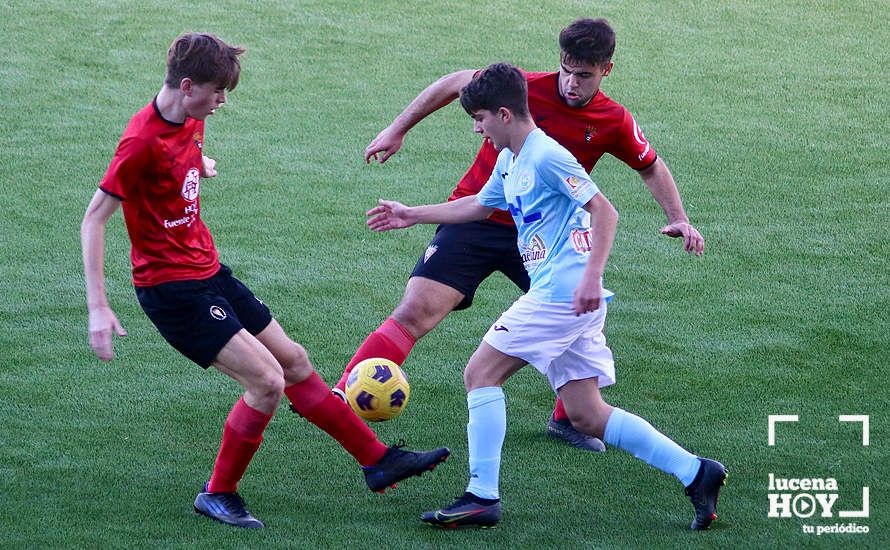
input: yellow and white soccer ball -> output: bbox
[345,358,411,421]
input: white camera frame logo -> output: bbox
[767,415,870,522]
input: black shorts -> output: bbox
[135,264,273,368]
[410,220,530,310]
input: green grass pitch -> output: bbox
[1,1,886,548]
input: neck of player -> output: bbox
[508,120,539,158]
[155,86,188,124]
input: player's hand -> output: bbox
[201,155,218,178]
[367,199,416,231]
[572,279,602,316]
[364,126,405,164]
[88,306,127,361]
[660,222,704,256]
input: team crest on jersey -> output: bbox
[519,234,547,270]
[585,125,597,142]
[181,167,201,202]
[193,132,203,150]
[515,170,532,191]
[423,245,438,263]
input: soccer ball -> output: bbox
[345,358,411,421]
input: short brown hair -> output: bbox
[459,62,530,118]
[559,18,615,66]
[164,32,245,90]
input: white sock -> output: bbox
[603,407,701,486]
[465,386,506,500]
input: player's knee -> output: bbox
[462,368,475,390]
[249,368,286,405]
[280,342,313,378]
[391,303,436,338]
[463,363,495,391]
[393,286,459,338]
[286,342,310,368]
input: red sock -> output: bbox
[208,397,273,493]
[286,372,388,466]
[335,317,416,390]
[553,397,569,422]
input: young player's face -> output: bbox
[184,81,228,120]
[470,109,508,150]
[558,56,613,108]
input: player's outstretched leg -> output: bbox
[284,371,449,491]
[363,443,450,493]
[194,483,264,528]
[334,317,416,392]
[420,492,502,528]
[685,458,728,530]
[599,406,727,529]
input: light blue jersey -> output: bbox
[477,128,608,303]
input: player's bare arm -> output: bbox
[638,158,704,255]
[365,69,476,164]
[367,196,493,232]
[572,192,618,315]
[81,189,128,361]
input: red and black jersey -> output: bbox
[100,99,219,286]
[449,70,658,225]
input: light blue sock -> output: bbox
[603,407,701,487]
[465,386,506,500]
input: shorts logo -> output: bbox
[182,167,201,202]
[209,305,227,321]
[493,325,509,332]
[424,245,438,263]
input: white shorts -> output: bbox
[482,295,616,392]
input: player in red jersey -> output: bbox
[333,18,704,452]
[81,32,448,529]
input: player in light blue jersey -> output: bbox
[367,62,726,531]
[475,122,615,305]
